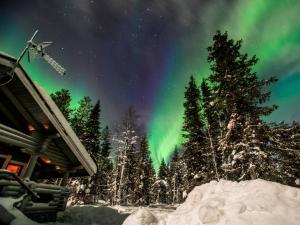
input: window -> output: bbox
[6,164,22,175]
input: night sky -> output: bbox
[1,0,300,170]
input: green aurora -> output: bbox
[148,0,300,170]
[0,26,86,109]
[1,0,300,171]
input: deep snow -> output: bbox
[123,179,300,225]
[1,179,300,225]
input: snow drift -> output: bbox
[57,205,130,225]
[0,197,39,225]
[123,179,300,225]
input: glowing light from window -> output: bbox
[43,124,49,130]
[27,124,36,132]
[7,164,21,174]
[55,165,61,170]
[41,156,51,164]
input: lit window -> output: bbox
[55,165,61,170]
[7,164,22,174]
[27,124,36,132]
[41,156,51,164]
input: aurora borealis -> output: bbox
[1,0,300,170]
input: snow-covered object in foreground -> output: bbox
[123,179,300,225]
[57,205,130,225]
[122,208,159,225]
[0,197,38,225]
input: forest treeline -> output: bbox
[48,31,300,206]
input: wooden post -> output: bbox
[61,171,69,186]
[23,153,39,179]
[23,134,58,180]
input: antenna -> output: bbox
[1,30,67,86]
[26,30,67,75]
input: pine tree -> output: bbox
[158,158,168,179]
[68,97,94,204]
[97,126,113,203]
[169,147,184,204]
[201,79,221,180]
[268,122,300,185]
[84,100,101,160]
[113,107,140,205]
[156,158,169,204]
[71,96,93,140]
[134,136,155,205]
[207,31,278,180]
[101,126,112,158]
[182,76,208,187]
[50,89,73,121]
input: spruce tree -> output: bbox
[182,76,207,187]
[113,107,140,205]
[157,158,168,204]
[97,126,113,202]
[50,89,73,120]
[71,96,93,140]
[84,100,101,160]
[201,79,221,180]
[134,136,155,205]
[169,147,184,204]
[269,122,300,185]
[207,31,278,180]
[68,97,94,204]
[158,158,168,179]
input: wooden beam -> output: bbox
[0,86,41,130]
[0,100,22,129]
[0,123,38,151]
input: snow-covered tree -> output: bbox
[206,30,278,180]
[112,107,140,205]
[182,76,208,188]
[84,100,101,160]
[71,96,93,141]
[154,158,169,204]
[169,147,184,204]
[64,96,97,204]
[134,136,155,205]
[268,122,300,185]
[94,126,114,203]
[201,79,222,180]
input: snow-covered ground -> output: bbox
[124,179,300,225]
[1,179,300,225]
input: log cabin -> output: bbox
[0,51,97,222]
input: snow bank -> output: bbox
[0,197,38,225]
[57,205,130,225]
[123,179,300,225]
[122,208,159,225]
[0,198,129,225]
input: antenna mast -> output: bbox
[2,30,67,86]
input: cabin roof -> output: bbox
[0,51,96,177]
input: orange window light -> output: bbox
[43,124,49,130]
[27,124,36,132]
[55,165,61,170]
[41,156,51,164]
[7,164,21,174]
